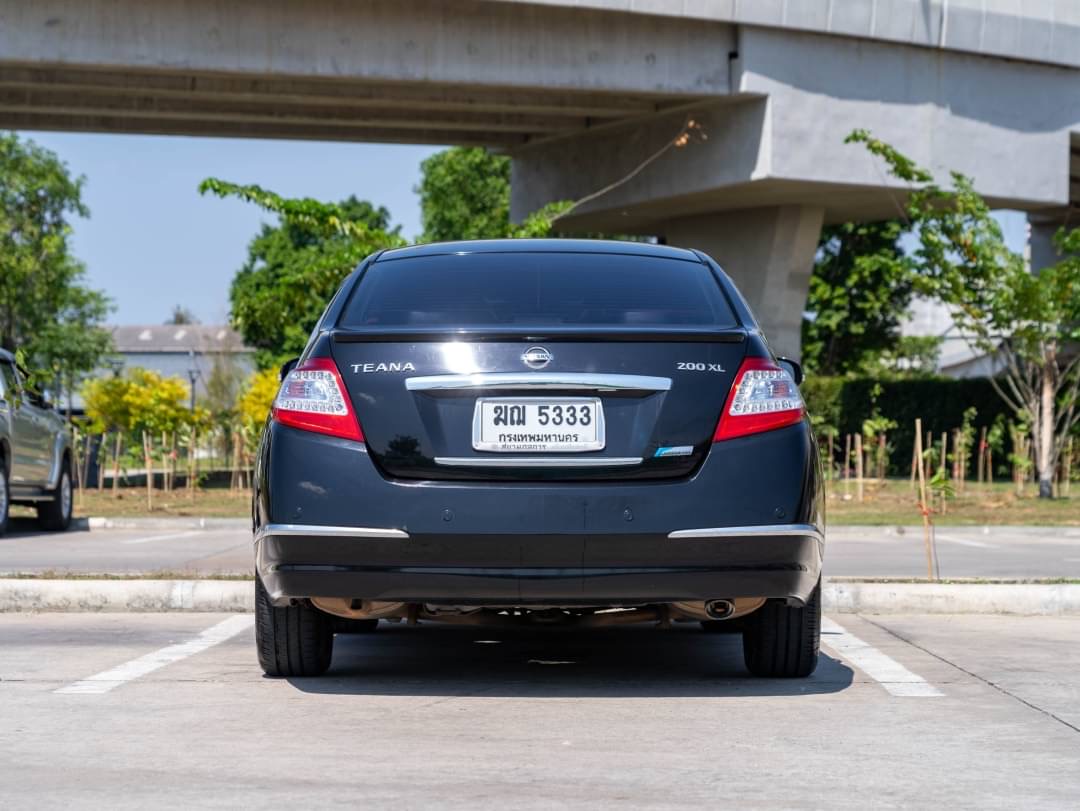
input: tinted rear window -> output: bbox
[341,253,737,328]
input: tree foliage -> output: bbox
[236,368,280,433]
[416,147,571,242]
[199,179,406,367]
[0,132,112,394]
[417,147,512,242]
[802,220,915,376]
[167,305,198,325]
[848,129,1080,497]
[81,367,208,445]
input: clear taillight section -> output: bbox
[272,357,364,441]
[713,356,804,441]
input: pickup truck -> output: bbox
[0,348,74,534]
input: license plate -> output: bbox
[472,397,605,452]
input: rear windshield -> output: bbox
[341,253,737,328]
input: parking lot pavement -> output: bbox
[825,525,1080,578]
[2,520,1079,579]
[2,613,1078,808]
[0,518,251,575]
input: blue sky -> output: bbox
[21,132,443,326]
[21,131,1030,327]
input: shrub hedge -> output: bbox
[801,376,1014,476]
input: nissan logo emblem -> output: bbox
[521,346,553,369]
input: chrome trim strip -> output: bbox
[406,373,672,392]
[434,456,642,468]
[668,523,824,543]
[255,523,409,541]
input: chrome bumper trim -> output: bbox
[434,456,642,468]
[668,523,824,544]
[255,523,409,542]
[406,373,671,392]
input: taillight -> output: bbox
[713,356,804,441]
[272,357,364,441]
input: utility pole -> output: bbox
[187,349,198,411]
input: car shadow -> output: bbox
[286,622,854,698]
[2,516,92,537]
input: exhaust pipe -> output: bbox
[704,599,735,620]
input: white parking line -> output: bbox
[934,533,997,549]
[123,530,206,545]
[821,617,944,697]
[54,615,254,695]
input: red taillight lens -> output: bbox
[713,356,804,441]
[272,357,364,442]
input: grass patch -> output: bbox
[826,479,1080,526]
[7,487,253,520]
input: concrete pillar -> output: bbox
[1028,213,1070,273]
[662,206,825,360]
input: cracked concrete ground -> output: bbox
[1,613,1078,807]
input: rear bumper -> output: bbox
[256,523,822,607]
[255,422,824,607]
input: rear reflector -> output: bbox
[272,357,364,442]
[713,356,804,441]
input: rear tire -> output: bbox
[255,576,334,677]
[36,459,72,531]
[742,580,820,678]
[0,461,9,537]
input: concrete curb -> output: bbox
[823,581,1080,616]
[0,579,254,612]
[2,578,1079,615]
[84,516,250,530]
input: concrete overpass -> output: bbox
[2,0,1079,357]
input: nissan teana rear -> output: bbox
[252,240,824,678]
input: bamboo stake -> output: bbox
[97,435,105,492]
[843,433,852,496]
[914,420,936,580]
[188,426,198,500]
[112,433,123,497]
[1064,438,1073,497]
[71,427,84,511]
[855,433,864,503]
[142,430,153,511]
[80,432,92,503]
[977,426,987,485]
[878,433,887,481]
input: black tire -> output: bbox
[333,617,379,634]
[36,458,73,532]
[742,580,821,678]
[0,460,9,537]
[255,576,334,677]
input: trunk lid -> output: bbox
[331,329,747,480]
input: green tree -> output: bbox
[0,132,112,395]
[850,129,1080,498]
[417,147,511,242]
[199,180,406,368]
[166,305,198,325]
[801,220,915,376]
[122,368,193,508]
